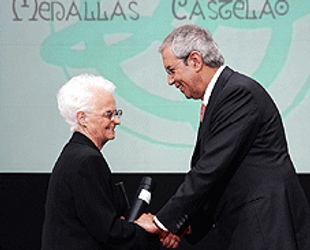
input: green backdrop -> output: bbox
[1,0,309,172]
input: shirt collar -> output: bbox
[202,65,225,106]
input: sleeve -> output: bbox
[71,152,159,250]
[156,84,261,235]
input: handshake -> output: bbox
[134,213,191,249]
[122,177,190,248]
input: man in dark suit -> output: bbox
[42,74,159,250]
[136,25,310,249]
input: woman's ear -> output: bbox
[77,111,86,127]
[188,51,204,72]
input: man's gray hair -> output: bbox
[57,74,116,133]
[159,25,224,68]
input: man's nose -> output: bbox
[168,74,174,85]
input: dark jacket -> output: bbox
[42,132,159,250]
[156,67,310,250]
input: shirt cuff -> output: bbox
[153,216,168,232]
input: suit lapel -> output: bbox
[198,67,234,137]
[191,67,234,167]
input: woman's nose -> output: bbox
[112,115,121,125]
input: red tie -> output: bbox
[200,104,206,122]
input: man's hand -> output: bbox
[159,231,181,249]
[159,226,191,249]
[135,213,191,248]
[134,213,160,234]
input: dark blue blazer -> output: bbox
[42,132,158,250]
[156,67,310,250]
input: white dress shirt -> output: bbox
[202,65,225,106]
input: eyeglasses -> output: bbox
[165,54,191,76]
[165,60,182,76]
[103,109,123,121]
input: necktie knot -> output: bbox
[200,104,206,122]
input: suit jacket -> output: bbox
[42,132,159,250]
[156,67,310,250]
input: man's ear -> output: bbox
[77,111,86,126]
[188,51,203,72]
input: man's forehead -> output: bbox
[162,46,177,66]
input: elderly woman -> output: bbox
[42,74,159,250]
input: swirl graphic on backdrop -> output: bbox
[41,0,310,148]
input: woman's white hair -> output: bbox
[57,74,116,133]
